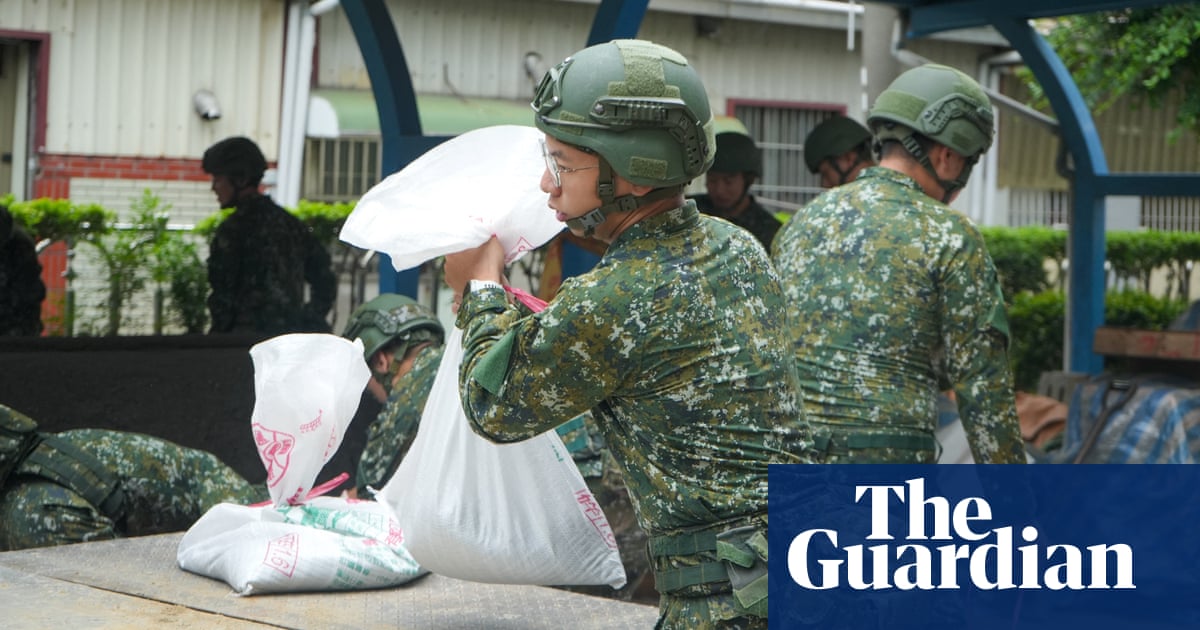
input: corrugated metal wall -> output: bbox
[998,72,1200,191]
[0,0,285,160]
[315,0,992,124]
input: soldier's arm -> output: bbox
[456,282,622,444]
[302,232,337,320]
[942,230,1026,464]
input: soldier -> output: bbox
[803,115,875,188]
[802,115,874,189]
[342,294,654,602]
[691,130,781,249]
[0,204,46,336]
[202,136,337,335]
[772,64,1025,464]
[0,404,265,551]
[444,39,814,628]
[340,294,446,499]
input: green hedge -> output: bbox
[1008,290,1187,391]
[7,194,353,336]
[982,226,1199,390]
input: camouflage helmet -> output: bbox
[867,64,994,158]
[532,39,715,188]
[711,131,762,177]
[803,116,872,173]
[341,294,444,361]
[202,136,268,187]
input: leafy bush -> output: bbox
[980,226,1066,300]
[1008,291,1067,391]
[1007,289,1188,390]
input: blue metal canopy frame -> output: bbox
[339,0,1200,376]
[875,0,1200,374]
[338,0,647,298]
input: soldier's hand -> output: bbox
[444,236,505,295]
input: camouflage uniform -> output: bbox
[0,427,265,551]
[206,195,336,335]
[0,207,46,336]
[355,344,444,497]
[771,166,1025,464]
[691,194,781,251]
[457,202,813,628]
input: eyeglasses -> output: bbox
[540,139,598,188]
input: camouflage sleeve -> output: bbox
[205,226,237,332]
[942,230,1026,464]
[302,233,337,322]
[456,283,622,443]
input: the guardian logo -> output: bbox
[787,478,1135,591]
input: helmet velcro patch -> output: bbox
[555,110,588,135]
[628,156,669,180]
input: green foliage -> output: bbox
[1007,289,1188,390]
[7,198,115,243]
[292,199,355,246]
[1104,290,1187,330]
[1007,290,1067,391]
[194,199,354,247]
[80,190,172,335]
[979,226,1066,300]
[63,190,207,336]
[150,232,209,334]
[193,208,234,239]
[1025,6,1200,138]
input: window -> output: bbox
[732,103,847,214]
[302,137,381,203]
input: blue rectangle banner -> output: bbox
[768,464,1200,629]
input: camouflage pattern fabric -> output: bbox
[355,344,444,497]
[691,194,781,250]
[206,195,337,335]
[771,166,1025,464]
[0,428,265,551]
[0,211,46,336]
[456,201,813,626]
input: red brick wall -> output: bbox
[32,153,210,335]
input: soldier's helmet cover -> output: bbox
[711,131,762,177]
[341,294,444,361]
[867,63,995,159]
[531,39,716,188]
[803,116,872,173]
[202,136,268,186]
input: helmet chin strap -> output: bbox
[899,135,977,203]
[565,159,679,237]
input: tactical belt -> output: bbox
[15,435,127,524]
[812,426,935,453]
[648,512,767,595]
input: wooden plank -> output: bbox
[0,565,271,629]
[0,533,658,629]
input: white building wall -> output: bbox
[316,0,995,129]
[0,0,285,160]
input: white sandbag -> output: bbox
[248,334,370,505]
[338,125,563,272]
[177,496,426,595]
[178,333,427,595]
[379,328,626,588]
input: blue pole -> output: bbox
[992,16,1108,375]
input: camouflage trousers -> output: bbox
[0,429,266,551]
[555,463,652,603]
[650,514,769,629]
